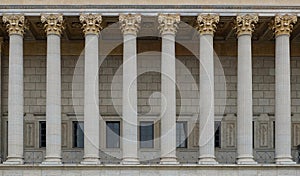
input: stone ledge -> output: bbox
[0,164,300,176]
[1,164,300,168]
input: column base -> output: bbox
[275,157,296,165]
[121,158,140,165]
[41,156,62,166]
[3,157,24,165]
[160,157,179,165]
[198,155,218,165]
[237,156,257,165]
[80,157,101,165]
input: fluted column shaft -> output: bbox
[3,15,25,165]
[272,14,297,165]
[197,14,219,164]
[119,14,141,164]
[80,14,102,165]
[41,14,63,165]
[235,14,258,165]
[158,14,180,165]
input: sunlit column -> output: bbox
[40,14,64,165]
[234,14,258,165]
[196,14,219,165]
[2,14,26,165]
[119,14,141,165]
[272,14,297,165]
[80,13,102,165]
[158,13,180,165]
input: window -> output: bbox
[176,121,187,148]
[73,121,84,148]
[215,121,221,148]
[273,121,275,148]
[252,121,255,148]
[140,121,154,148]
[106,121,120,148]
[39,121,46,148]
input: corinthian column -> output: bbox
[196,14,219,164]
[234,14,258,165]
[158,14,180,165]
[2,14,26,165]
[272,14,297,165]
[79,14,102,165]
[41,14,64,165]
[119,14,141,165]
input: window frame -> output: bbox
[176,121,188,148]
[214,121,221,148]
[106,121,121,149]
[139,121,154,149]
[39,121,46,148]
[72,121,84,148]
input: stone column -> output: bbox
[272,14,297,165]
[234,14,258,165]
[119,14,141,165]
[2,15,26,165]
[158,14,180,165]
[41,14,64,165]
[196,14,219,164]
[79,14,102,165]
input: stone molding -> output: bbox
[79,13,102,36]
[41,14,64,36]
[196,14,219,36]
[234,14,258,37]
[272,14,297,37]
[119,14,141,36]
[158,14,180,35]
[2,14,26,36]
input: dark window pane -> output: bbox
[140,121,154,148]
[73,121,84,148]
[39,121,46,148]
[106,121,120,148]
[215,121,221,148]
[253,121,255,148]
[176,122,187,148]
[273,121,275,149]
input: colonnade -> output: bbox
[1,13,297,165]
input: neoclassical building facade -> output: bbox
[1,0,300,175]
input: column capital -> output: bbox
[2,14,26,36]
[272,14,297,37]
[196,14,219,36]
[158,14,180,35]
[41,14,64,36]
[234,14,258,37]
[79,14,102,36]
[119,14,141,36]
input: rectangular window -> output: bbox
[106,121,120,148]
[39,121,46,148]
[140,121,154,148]
[176,121,187,148]
[273,121,275,148]
[215,121,221,148]
[73,121,84,148]
[253,121,255,148]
